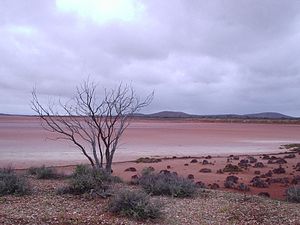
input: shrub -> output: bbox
[135,157,162,163]
[286,186,300,203]
[0,167,31,196]
[223,164,241,173]
[141,167,155,176]
[138,172,196,197]
[28,166,59,179]
[59,165,121,195]
[108,189,162,220]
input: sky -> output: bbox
[1,0,300,116]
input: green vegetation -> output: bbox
[57,164,121,195]
[135,157,162,163]
[108,189,162,220]
[0,167,31,196]
[28,165,60,179]
[137,170,196,197]
[286,186,300,203]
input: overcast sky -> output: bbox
[1,0,300,116]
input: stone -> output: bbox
[187,174,194,179]
[223,164,241,173]
[251,177,269,188]
[199,168,212,173]
[273,166,286,174]
[124,167,137,172]
[258,192,270,198]
[254,162,264,168]
[196,181,206,188]
[202,160,209,165]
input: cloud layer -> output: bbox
[1,0,300,116]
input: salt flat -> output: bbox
[0,115,300,168]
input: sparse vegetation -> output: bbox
[286,186,300,203]
[28,165,60,179]
[58,165,121,195]
[135,157,162,163]
[108,189,162,220]
[223,164,242,173]
[137,171,196,197]
[0,167,31,196]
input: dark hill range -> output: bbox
[136,111,295,119]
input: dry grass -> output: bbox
[0,177,299,225]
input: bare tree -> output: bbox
[31,81,153,173]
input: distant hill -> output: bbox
[147,111,194,118]
[137,111,295,119]
[243,112,293,119]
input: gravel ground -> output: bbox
[1,178,299,225]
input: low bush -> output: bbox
[108,189,162,220]
[58,165,122,195]
[135,157,162,163]
[286,185,300,203]
[28,166,59,179]
[0,167,31,196]
[138,172,196,197]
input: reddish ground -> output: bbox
[1,115,300,200]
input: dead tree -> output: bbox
[31,81,153,173]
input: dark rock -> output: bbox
[238,159,249,168]
[262,154,270,160]
[248,156,258,164]
[254,170,261,175]
[258,192,270,198]
[187,174,194,179]
[291,175,300,185]
[223,164,241,173]
[284,153,296,159]
[224,175,238,189]
[273,166,286,174]
[276,158,287,164]
[167,165,171,169]
[237,183,250,192]
[184,163,189,166]
[267,158,286,164]
[131,174,139,180]
[205,155,212,159]
[196,181,206,188]
[199,168,212,173]
[224,180,235,189]
[226,175,239,183]
[159,170,171,174]
[202,160,209,165]
[190,159,198,163]
[254,162,264,168]
[266,177,289,184]
[251,177,269,188]
[209,183,220,189]
[233,156,240,160]
[172,172,178,176]
[265,170,273,177]
[124,167,137,172]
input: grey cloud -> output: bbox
[0,0,300,116]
